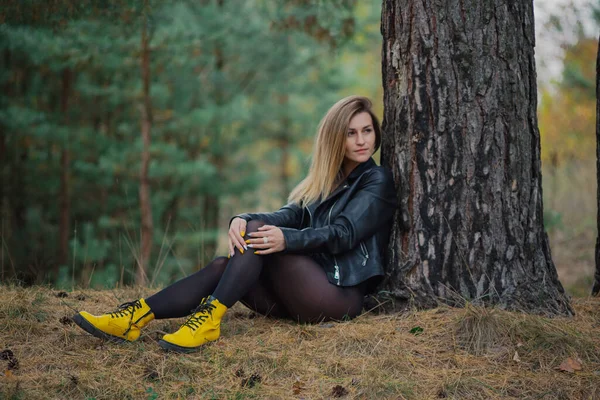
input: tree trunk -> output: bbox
[0,49,9,281]
[0,124,4,282]
[279,94,291,204]
[379,0,572,315]
[201,193,219,267]
[198,0,226,268]
[593,34,600,296]
[138,2,154,285]
[280,135,291,204]
[57,67,72,276]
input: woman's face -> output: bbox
[343,111,376,172]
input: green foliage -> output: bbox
[0,0,381,287]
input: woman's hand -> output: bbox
[228,217,248,257]
[246,225,286,255]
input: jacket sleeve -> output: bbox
[229,202,303,229]
[279,167,398,255]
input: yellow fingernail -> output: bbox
[228,254,231,259]
[245,239,250,244]
[240,231,245,236]
[254,251,259,255]
[240,248,244,254]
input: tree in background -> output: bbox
[539,38,596,167]
[0,0,365,287]
[538,36,597,235]
[533,1,599,296]
[138,0,153,285]
[594,32,600,296]
[593,2,600,296]
[379,0,572,315]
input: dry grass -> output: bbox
[1,286,599,399]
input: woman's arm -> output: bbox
[279,168,398,255]
[229,203,303,229]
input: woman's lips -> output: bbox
[356,149,368,153]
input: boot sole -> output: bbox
[72,313,129,344]
[158,339,203,353]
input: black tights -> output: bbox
[145,220,366,323]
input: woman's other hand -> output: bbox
[228,217,248,257]
[245,225,286,255]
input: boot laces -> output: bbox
[109,300,143,319]
[108,300,144,335]
[183,299,216,331]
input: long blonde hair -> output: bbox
[288,95,381,207]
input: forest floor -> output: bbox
[1,286,599,399]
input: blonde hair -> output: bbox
[288,95,381,207]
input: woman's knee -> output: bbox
[245,219,266,233]
[208,256,229,274]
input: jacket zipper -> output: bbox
[306,206,313,228]
[328,199,340,284]
[359,241,369,266]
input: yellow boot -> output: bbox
[159,296,228,353]
[72,299,154,343]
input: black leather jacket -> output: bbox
[230,157,398,292]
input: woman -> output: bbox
[73,95,398,353]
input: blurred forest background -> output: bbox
[0,0,598,295]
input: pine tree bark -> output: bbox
[138,3,154,285]
[593,34,600,296]
[379,0,572,315]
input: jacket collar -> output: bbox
[321,157,376,202]
[345,157,376,183]
[309,157,378,209]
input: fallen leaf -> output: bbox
[292,380,304,395]
[331,385,348,398]
[558,357,583,373]
[513,351,521,363]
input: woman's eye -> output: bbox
[347,131,355,136]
